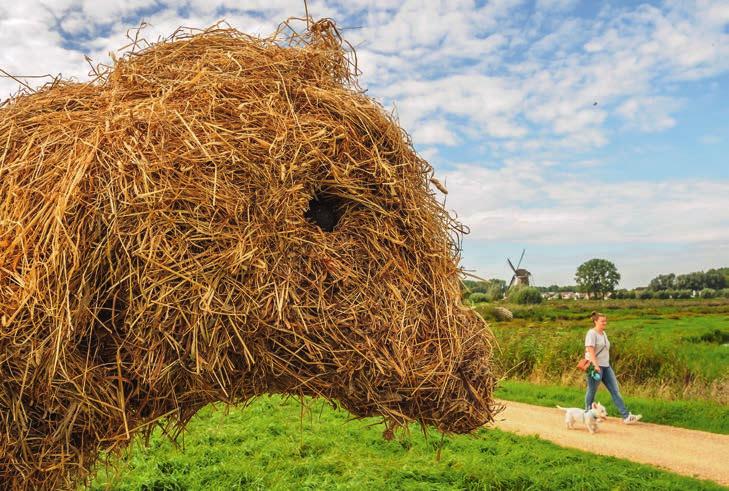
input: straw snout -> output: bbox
[309,312,497,435]
[422,316,497,433]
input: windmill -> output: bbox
[507,249,532,289]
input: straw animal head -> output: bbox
[0,19,498,489]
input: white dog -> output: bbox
[557,402,608,433]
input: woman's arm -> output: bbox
[586,346,601,372]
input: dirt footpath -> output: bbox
[492,400,729,486]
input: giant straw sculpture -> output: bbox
[0,19,499,489]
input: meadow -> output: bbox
[87,298,729,490]
[89,396,724,491]
[478,298,729,404]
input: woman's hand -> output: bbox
[586,346,600,371]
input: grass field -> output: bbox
[88,396,725,491]
[480,299,729,403]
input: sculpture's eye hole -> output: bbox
[305,194,342,232]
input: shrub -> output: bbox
[508,286,543,305]
[486,283,505,302]
[637,290,653,300]
[468,292,490,304]
[718,288,729,299]
[674,289,693,299]
[613,289,637,299]
[700,288,717,299]
[611,289,625,299]
[655,290,670,299]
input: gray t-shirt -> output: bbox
[585,328,610,366]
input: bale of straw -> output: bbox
[493,307,514,321]
[0,19,499,489]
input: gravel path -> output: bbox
[493,400,729,486]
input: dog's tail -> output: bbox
[556,405,566,411]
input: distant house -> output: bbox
[551,291,587,300]
[543,291,598,300]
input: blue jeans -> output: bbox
[585,365,629,419]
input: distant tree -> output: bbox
[643,267,729,292]
[716,268,729,285]
[486,281,506,301]
[575,259,621,299]
[705,269,727,290]
[648,273,675,291]
[462,279,507,301]
[462,280,489,294]
[676,272,707,291]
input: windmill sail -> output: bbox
[507,249,531,289]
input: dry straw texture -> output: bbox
[0,19,499,490]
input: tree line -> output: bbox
[648,268,729,291]
[462,261,729,303]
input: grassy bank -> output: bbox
[495,379,729,434]
[88,396,725,490]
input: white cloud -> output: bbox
[410,119,459,146]
[536,0,578,12]
[3,0,727,150]
[442,162,729,246]
[379,74,527,141]
[616,96,682,132]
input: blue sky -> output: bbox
[1,0,727,287]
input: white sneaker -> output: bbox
[623,413,642,424]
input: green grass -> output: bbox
[479,301,729,401]
[495,379,729,434]
[490,298,729,323]
[86,301,729,489]
[88,396,726,491]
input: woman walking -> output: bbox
[585,311,642,424]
